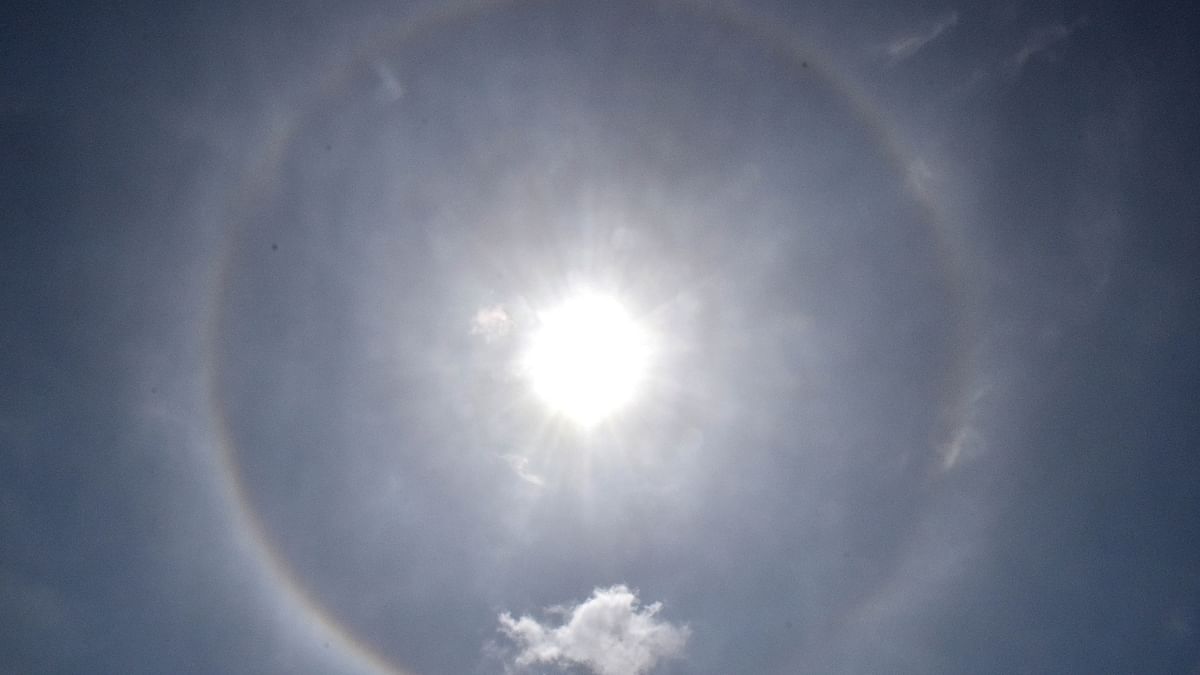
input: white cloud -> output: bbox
[471,305,511,342]
[502,453,545,487]
[498,585,690,675]
[886,11,959,63]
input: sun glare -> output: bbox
[524,292,650,427]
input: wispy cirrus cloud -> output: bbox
[886,11,959,63]
[1006,21,1082,76]
[373,61,405,102]
[498,585,690,675]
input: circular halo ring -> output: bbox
[204,2,979,673]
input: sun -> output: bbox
[524,292,650,427]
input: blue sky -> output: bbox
[3,1,1199,673]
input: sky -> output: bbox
[2,1,1199,673]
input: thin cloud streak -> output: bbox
[887,11,959,63]
[1007,21,1081,76]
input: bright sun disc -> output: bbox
[525,292,649,426]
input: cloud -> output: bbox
[1007,22,1077,75]
[938,422,984,471]
[939,384,991,471]
[498,585,690,675]
[886,11,959,63]
[373,61,405,102]
[471,305,511,342]
[502,454,545,487]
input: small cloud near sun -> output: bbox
[502,454,545,487]
[498,585,690,675]
[471,305,512,342]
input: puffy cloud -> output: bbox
[498,585,690,675]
